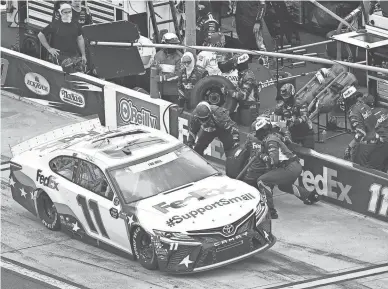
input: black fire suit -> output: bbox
[188,105,240,156]
[196,12,220,46]
[225,69,260,115]
[235,1,266,51]
[177,66,208,107]
[274,99,315,149]
[347,101,388,171]
[256,134,313,211]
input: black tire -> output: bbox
[36,191,60,231]
[190,76,235,109]
[132,226,158,270]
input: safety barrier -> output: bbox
[0,47,173,133]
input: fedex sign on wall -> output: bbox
[295,158,353,204]
[294,153,388,222]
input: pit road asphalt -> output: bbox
[1,92,388,289]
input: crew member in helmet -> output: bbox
[188,102,240,157]
[340,91,388,171]
[197,33,239,87]
[153,32,183,81]
[196,1,220,46]
[274,83,315,149]
[252,118,320,218]
[219,53,260,117]
[178,52,208,108]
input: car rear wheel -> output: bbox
[36,191,60,231]
[132,226,158,270]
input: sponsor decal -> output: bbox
[367,184,388,218]
[119,98,157,128]
[342,86,356,99]
[36,170,59,191]
[59,88,85,108]
[214,232,248,247]
[296,159,352,204]
[165,193,256,227]
[153,185,235,214]
[24,72,50,96]
[110,208,119,219]
[1,58,9,86]
[113,197,120,206]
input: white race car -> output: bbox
[9,119,275,274]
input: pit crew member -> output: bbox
[153,33,183,81]
[188,102,240,157]
[341,91,388,171]
[274,83,315,149]
[178,52,209,108]
[219,53,260,117]
[235,1,267,59]
[197,33,239,87]
[196,1,220,46]
[38,2,87,65]
[253,118,320,218]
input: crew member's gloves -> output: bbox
[354,133,364,142]
[232,142,240,149]
[286,118,295,128]
[344,146,352,160]
[259,153,271,164]
[376,133,384,144]
[283,136,292,145]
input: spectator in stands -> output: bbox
[38,2,86,66]
[153,33,182,81]
[135,25,156,92]
[341,91,388,172]
[177,52,208,108]
[53,0,93,26]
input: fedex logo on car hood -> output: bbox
[136,176,259,231]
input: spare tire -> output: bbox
[190,76,235,109]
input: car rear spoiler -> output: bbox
[10,118,104,156]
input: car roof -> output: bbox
[63,125,182,167]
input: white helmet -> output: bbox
[161,32,180,44]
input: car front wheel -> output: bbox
[132,226,158,270]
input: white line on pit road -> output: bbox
[1,259,84,289]
[262,264,388,289]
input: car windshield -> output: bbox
[109,146,219,203]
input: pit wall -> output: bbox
[1,47,387,223]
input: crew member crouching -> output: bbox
[252,118,320,219]
[188,102,240,157]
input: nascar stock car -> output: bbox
[9,119,275,274]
